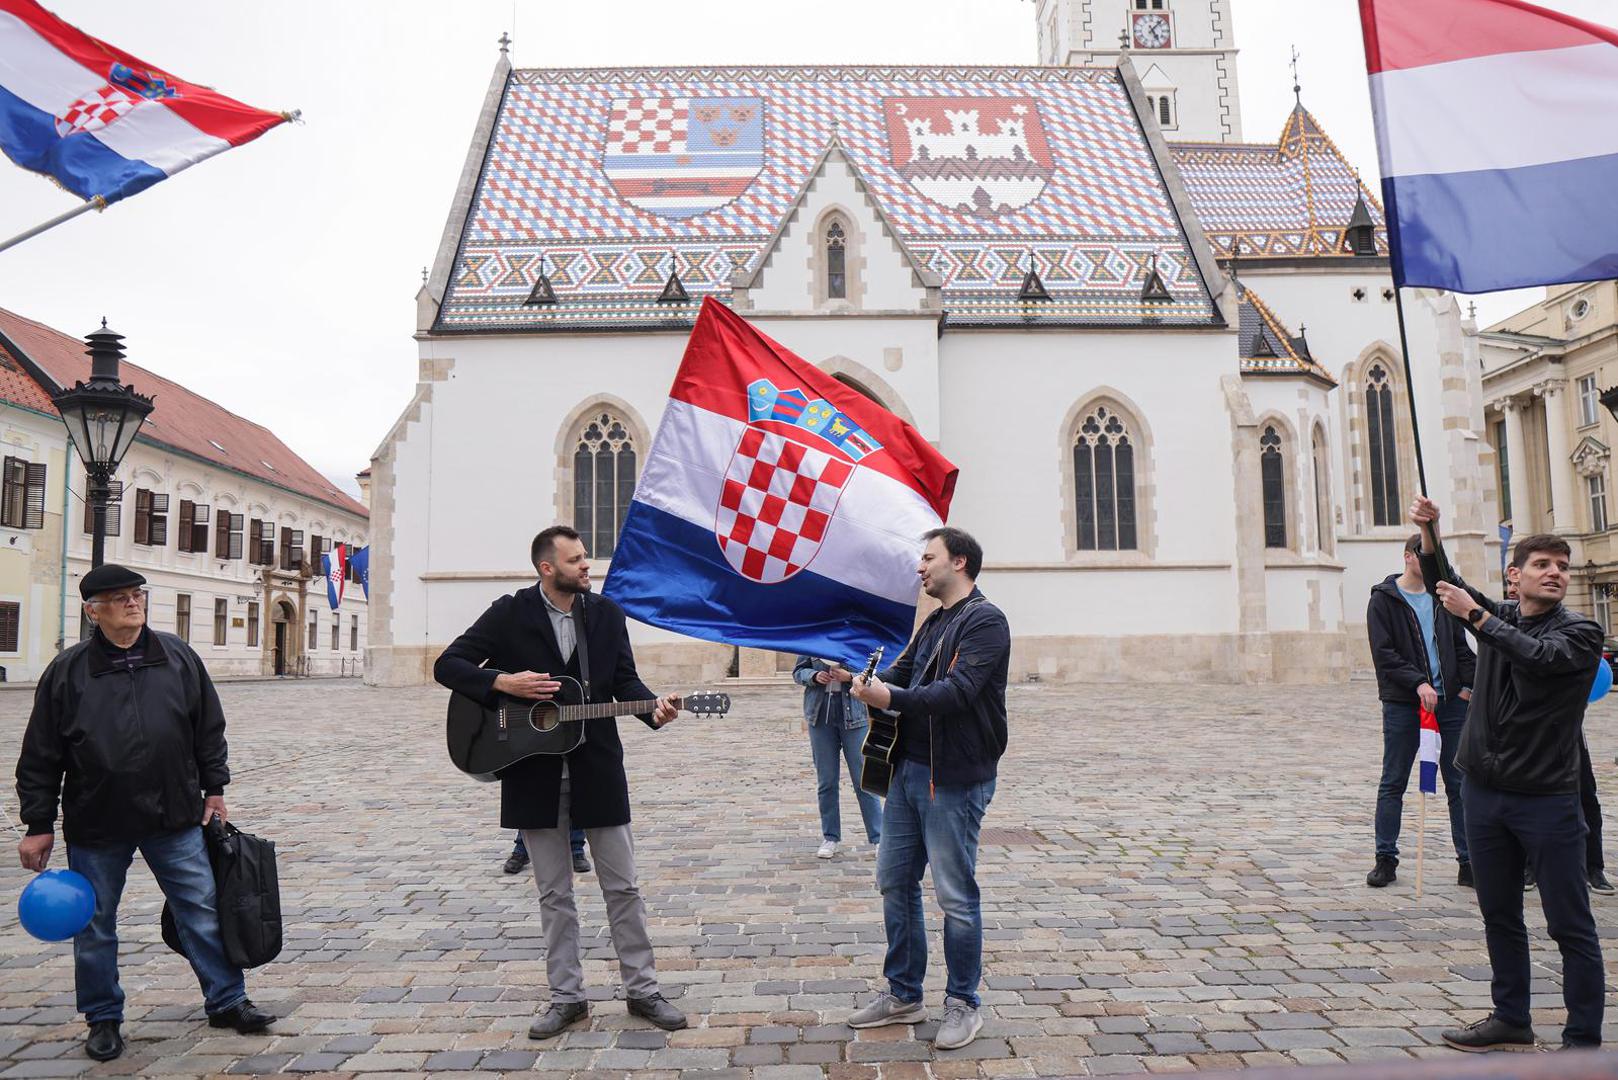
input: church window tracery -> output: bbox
[572,411,637,558]
[1365,364,1402,527]
[1261,424,1287,548]
[1074,405,1137,550]
[826,219,847,300]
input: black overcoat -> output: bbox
[433,585,659,828]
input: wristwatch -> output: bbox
[1467,607,1486,625]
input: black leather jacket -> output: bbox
[1421,552,1603,794]
[1367,575,1476,704]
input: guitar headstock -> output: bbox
[678,691,732,717]
[858,647,883,686]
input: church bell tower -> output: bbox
[1035,0,1243,143]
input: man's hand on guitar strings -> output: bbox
[494,670,561,700]
[850,676,893,711]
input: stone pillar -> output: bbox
[1502,398,1532,532]
[1539,381,1576,535]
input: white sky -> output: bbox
[0,0,1611,496]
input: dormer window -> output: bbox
[826,220,847,300]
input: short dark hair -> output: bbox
[531,525,581,569]
[1511,533,1571,569]
[922,526,983,579]
[1404,533,1422,556]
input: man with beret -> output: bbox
[14,565,273,1062]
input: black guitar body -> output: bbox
[446,676,592,781]
[859,710,899,797]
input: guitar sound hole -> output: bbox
[531,708,560,733]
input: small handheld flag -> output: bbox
[1418,705,1440,795]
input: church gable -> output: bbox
[735,143,938,314]
[434,65,1219,333]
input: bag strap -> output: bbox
[574,593,592,701]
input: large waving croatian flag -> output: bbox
[605,297,958,663]
[1359,0,1618,293]
[0,0,289,204]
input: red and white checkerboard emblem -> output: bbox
[55,85,137,138]
[716,427,854,584]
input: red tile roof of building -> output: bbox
[0,332,59,416]
[0,307,367,518]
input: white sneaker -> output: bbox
[816,840,838,859]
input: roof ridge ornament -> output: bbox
[525,252,558,305]
[1018,249,1050,301]
[658,249,691,304]
[1141,251,1171,302]
[499,31,511,55]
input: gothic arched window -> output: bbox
[1365,364,1402,527]
[1074,405,1137,551]
[1158,96,1172,126]
[826,220,847,300]
[1311,424,1333,554]
[573,411,637,558]
[1261,424,1287,548]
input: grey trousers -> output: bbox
[521,779,659,1003]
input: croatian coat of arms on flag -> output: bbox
[716,380,883,584]
[602,95,766,220]
[882,96,1055,219]
[54,63,178,138]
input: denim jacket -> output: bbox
[792,655,870,730]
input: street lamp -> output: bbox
[50,321,154,569]
[1600,386,1618,426]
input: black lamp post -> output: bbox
[50,322,153,569]
[1600,386,1618,427]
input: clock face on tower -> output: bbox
[1133,13,1172,48]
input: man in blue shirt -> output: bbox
[1365,534,1477,888]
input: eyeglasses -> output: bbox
[91,591,145,607]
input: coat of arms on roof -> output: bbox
[602,95,765,220]
[882,97,1054,219]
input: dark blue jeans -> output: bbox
[808,720,882,844]
[1463,778,1604,1046]
[68,827,247,1023]
[877,758,994,1008]
[1376,697,1468,864]
[515,829,585,858]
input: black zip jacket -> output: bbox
[1367,575,1476,703]
[15,629,230,845]
[1420,551,1603,794]
[878,587,1010,787]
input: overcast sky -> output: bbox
[0,0,1610,496]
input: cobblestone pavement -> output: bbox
[3,678,1618,1078]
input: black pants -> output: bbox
[1464,778,1604,1045]
[1581,738,1605,872]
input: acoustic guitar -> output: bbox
[853,648,902,797]
[446,675,730,781]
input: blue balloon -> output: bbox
[1591,659,1614,704]
[18,869,96,942]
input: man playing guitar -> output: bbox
[434,526,687,1038]
[847,527,1010,1051]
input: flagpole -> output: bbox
[1393,285,1459,586]
[1416,790,1426,899]
[0,197,107,256]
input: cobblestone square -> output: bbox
[3,678,1618,1077]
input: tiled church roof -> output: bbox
[1237,286,1336,386]
[0,308,368,517]
[435,65,1221,331]
[1171,103,1388,261]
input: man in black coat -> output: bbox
[1365,534,1476,889]
[14,565,273,1063]
[435,526,686,1038]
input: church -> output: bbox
[367,0,1497,688]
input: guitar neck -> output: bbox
[558,699,663,721]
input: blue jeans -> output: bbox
[1464,778,1603,1045]
[877,758,994,1008]
[808,721,882,844]
[68,827,246,1023]
[515,829,585,858]
[1375,697,1468,864]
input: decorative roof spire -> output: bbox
[1290,45,1302,105]
[1141,251,1171,302]
[525,252,558,305]
[1018,249,1050,301]
[658,250,690,304]
[1342,189,1377,255]
[498,31,511,55]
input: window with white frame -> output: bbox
[1590,473,1609,532]
[1580,374,1600,427]
[1596,589,1612,634]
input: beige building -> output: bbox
[1480,281,1618,636]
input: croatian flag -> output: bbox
[0,0,290,204]
[1419,705,1441,794]
[322,543,346,611]
[605,297,958,661]
[1359,0,1618,293]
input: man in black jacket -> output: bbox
[435,526,686,1039]
[14,565,273,1063]
[847,527,1009,1051]
[1365,534,1476,888]
[1410,498,1605,1052]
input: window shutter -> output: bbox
[248,518,261,563]
[293,529,305,570]
[148,492,169,546]
[23,462,46,530]
[216,509,228,555]
[193,503,210,554]
[230,514,244,560]
[102,481,122,537]
[1,456,23,529]
[311,534,324,573]
[177,500,194,552]
[134,488,151,545]
[0,601,17,652]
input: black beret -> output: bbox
[79,564,147,600]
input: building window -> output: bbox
[1580,374,1600,427]
[1596,590,1612,634]
[1311,426,1332,554]
[826,219,847,300]
[573,411,637,559]
[1157,95,1172,126]
[175,593,191,642]
[134,489,169,546]
[0,600,18,652]
[213,598,228,645]
[249,519,275,565]
[1074,405,1137,551]
[0,457,45,530]
[1261,425,1287,548]
[1365,364,1402,527]
[1590,473,1609,532]
[247,601,259,647]
[1495,419,1512,521]
[279,526,305,571]
[331,613,340,651]
[350,613,359,651]
[308,609,318,654]
[176,500,210,554]
[216,510,244,559]
[82,480,123,536]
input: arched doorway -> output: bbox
[271,600,296,676]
